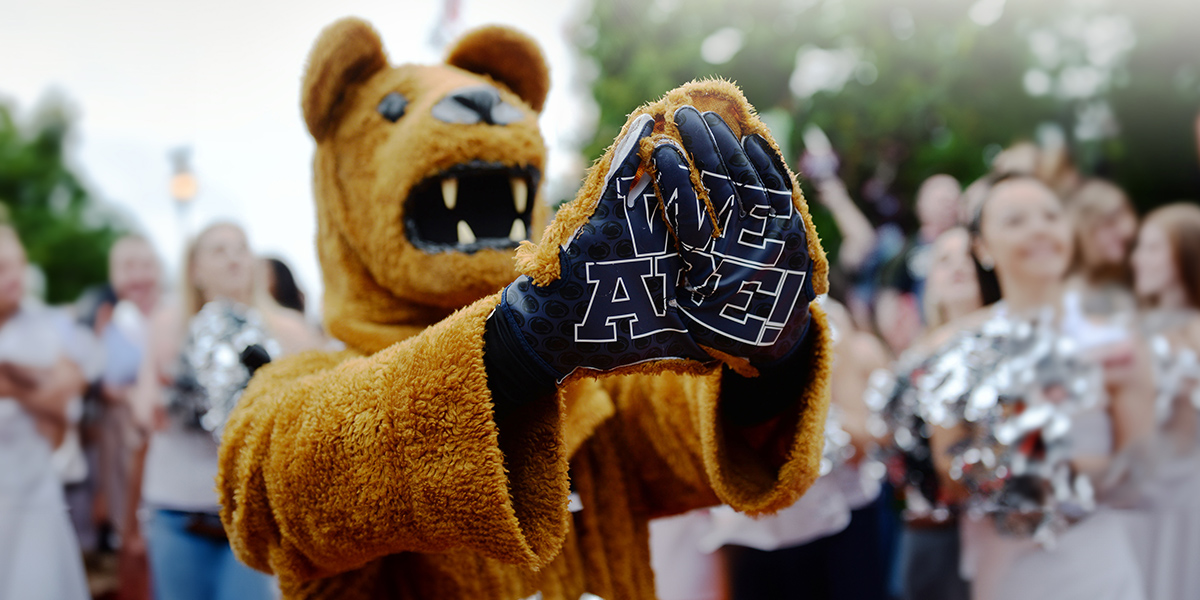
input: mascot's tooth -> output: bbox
[511,177,528,213]
[442,178,458,210]
[456,220,476,244]
[509,218,526,241]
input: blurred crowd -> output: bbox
[1,134,1199,600]
[646,133,1200,600]
[0,222,326,599]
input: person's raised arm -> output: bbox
[816,178,877,273]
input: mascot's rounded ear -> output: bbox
[446,26,550,113]
[302,18,388,141]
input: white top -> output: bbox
[830,461,882,511]
[0,302,91,600]
[695,475,853,553]
[0,301,99,490]
[142,422,222,512]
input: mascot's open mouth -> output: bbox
[404,162,539,254]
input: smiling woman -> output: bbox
[939,175,1155,600]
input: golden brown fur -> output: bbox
[305,19,551,353]
[218,17,832,600]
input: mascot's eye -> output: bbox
[377,92,408,122]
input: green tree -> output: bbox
[574,0,1200,257]
[0,96,126,304]
[1107,2,1200,205]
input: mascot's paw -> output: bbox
[494,80,827,383]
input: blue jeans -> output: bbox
[146,509,275,600]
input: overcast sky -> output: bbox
[0,0,594,315]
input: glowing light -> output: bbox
[700,27,744,65]
[968,0,1006,27]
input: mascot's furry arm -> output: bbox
[218,18,830,588]
[218,296,571,582]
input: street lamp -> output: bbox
[169,146,197,234]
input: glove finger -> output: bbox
[652,143,717,292]
[702,111,769,215]
[673,106,737,233]
[601,114,655,202]
[743,134,795,217]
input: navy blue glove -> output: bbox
[654,106,815,365]
[490,109,815,386]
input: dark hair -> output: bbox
[1143,203,1200,309]
[971,254,1003,307]
[966,172,1049,308]
[266,257,306,314]
[966,171,1037,236]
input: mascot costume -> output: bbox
[218,17,833,600]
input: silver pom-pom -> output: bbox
[1150,333,1200,423]
[820,406,856,476]
[870,307,1108,541]
[167,300,281,440]
[915,308,1104,542]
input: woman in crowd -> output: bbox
[0,225,92,600]
[921,227,990,335]
[1127,202,1200,600]
[1064,179,1139,316]
[1132,203,1200,337]
[938,176,1153,600]
[121,222,321,600]
[889,226,986,600]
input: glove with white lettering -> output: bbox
[486,113,702,385]
[484,91,822,409]
[653,106,815,366]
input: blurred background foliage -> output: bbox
[0,98,126,304]
[2,0,1198,301]
[573,0,1200,256]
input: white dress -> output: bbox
[1122,309,1200,600]
[959,295,1146,600]
[0,305,90,600]
[1134,451,1200,600]
[960,405,1146,600]
[963,508,1145,600]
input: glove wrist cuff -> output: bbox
[483,292,562,417]
[721,308,817,427]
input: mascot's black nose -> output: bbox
[432,85,524,126]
